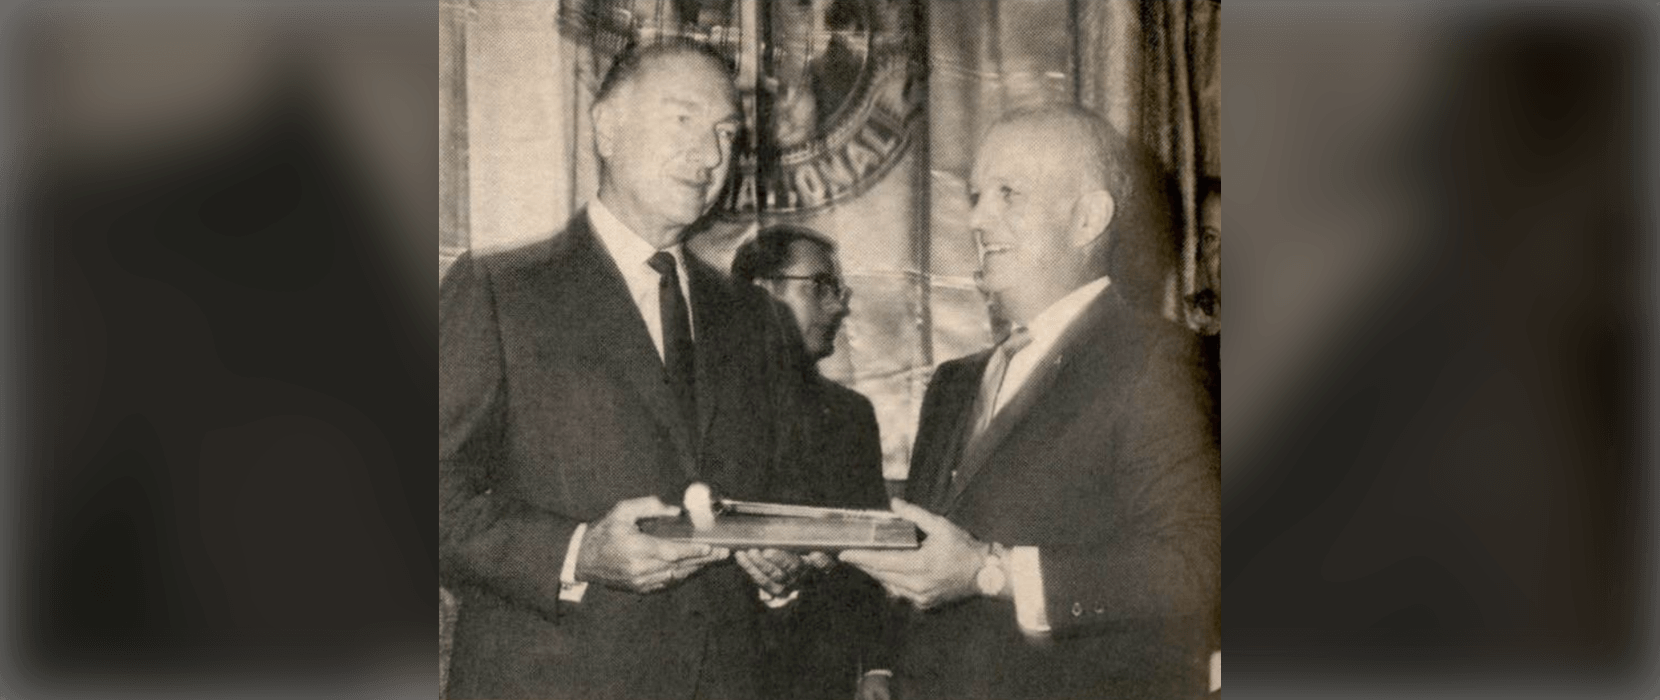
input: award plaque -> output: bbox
[639,500,921,551]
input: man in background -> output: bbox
[1191,176,1222,334]
[731,224,893,700]
[439,42,787,700]
[842,105,1220,700]
[1190,176,1221,438]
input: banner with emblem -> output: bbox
[441,0,1220,483]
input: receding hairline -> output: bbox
[765,226,840,273]
[731,224,838,282]
[981,104,1127,195]
[595,43,737,108]
[781,234,838,270]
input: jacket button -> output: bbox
[1095,606,1106,615]
[1071,602,1083,617]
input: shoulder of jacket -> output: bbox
[817,376,874,412]
[471,233,571,274]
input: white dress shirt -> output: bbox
[559,200,698,604]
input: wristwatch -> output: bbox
[975,542,1008,597]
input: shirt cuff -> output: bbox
[559,523,589,603]
[1008,545,1049,634]
[863,669,893,678]
[757,587,800,609]
[1210,650,1221,693]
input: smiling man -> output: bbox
[841,105,1220,700]
[439,41,791,700]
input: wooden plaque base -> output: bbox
[639,511,920,551]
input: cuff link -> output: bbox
[1071,601,1083,617]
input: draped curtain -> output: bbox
[437,2,1218,691]
[930,0,1220,329]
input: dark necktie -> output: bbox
[648,251,698,429]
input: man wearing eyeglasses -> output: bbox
[731,225,893,700]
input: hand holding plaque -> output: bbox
[840,499,988,610]
[574,495,731,594]
[734,548,809,596]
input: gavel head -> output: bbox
[683,482,719,530]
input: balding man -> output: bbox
[842,105,1220,700]
[439,42,789,700]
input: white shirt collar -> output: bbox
[588,198,675,269]
[985,276,1111,418]
[1017,276,1112,353]
[585,199,695,353]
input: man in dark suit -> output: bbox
[731,225,893,700]
[842,105,1220,700]
[439,42,788,700]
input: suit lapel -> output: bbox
[558,216,698,477]
[686,255,727,444]
[916,354,991,512]
[942,290,1120,511]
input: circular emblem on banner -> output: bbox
[561,0,924,217]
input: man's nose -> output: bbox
[968,197,991,236]
[691,127,725,170]
[827,288,851,318]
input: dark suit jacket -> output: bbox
[898,285,1220,700]
[1201,332,1221,447]
[759,375,891,700]
[438,211,788,700]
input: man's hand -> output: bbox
[857,672,892,700]
[840,499,987,610]
[734,548,808,597]
[575,496,729,593]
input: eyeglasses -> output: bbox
[763,274,851,304]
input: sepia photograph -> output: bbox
[9,2,1660,699]
[438,1,1220,698]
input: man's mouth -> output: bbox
[673,176,712,192]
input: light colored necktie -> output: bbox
[973,326,1033,436]
[950,327,1034,489]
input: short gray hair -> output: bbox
[994,103,1133,203]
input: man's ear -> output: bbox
[1070,189,1115,250]
[592,100,616,160]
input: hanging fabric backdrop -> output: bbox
[440,0,1218,483]
[438,0,1218,688]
